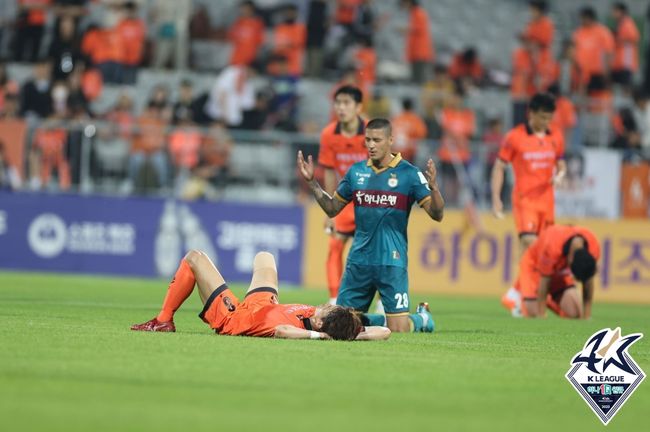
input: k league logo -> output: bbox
[566,328,645,425]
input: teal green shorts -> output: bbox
[336,263,410,315]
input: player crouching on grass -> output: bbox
[503,224,600,319]
[131,250,391,341]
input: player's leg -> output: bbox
[517,251,542,318]
[375,266,433,333]
[513,202,539,259]
[547,273,581,319]
[326,205,355,304]
[337,263,376,315]
[327,233,350,303]
[132,249,209,331]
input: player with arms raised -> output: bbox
[298,118,445,333]
[318,85,368,305]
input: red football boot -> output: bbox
[130,317,176,332]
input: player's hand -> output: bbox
[324,217,334,235]
[424,159,439,189]
[297,151,314,181]
[492,199,505,219]
[319,332,331,340]
[552,172,566,188]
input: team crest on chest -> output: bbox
[388,174,398,188]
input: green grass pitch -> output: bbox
[0,271,648,432]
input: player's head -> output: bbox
[313,305,362,340]
[239,1,256,17]
[401,98,414,112]
[612,2,627,20]
[570,248,597,283]
[580,6,597,26]
[527,93,556,132]
[365,118,393,164]
[334,85,363,123]
[529,0,547,18]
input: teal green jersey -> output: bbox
[334,154,432,268]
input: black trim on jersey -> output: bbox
[562,235,589,257]
[334,117,366,135]
[525,124,551,135]
[198,284,229,320]
[245,286,279,298]
[523,297,538,301]
[518,231,537,238]
[302,318,313,330]
[336,229,355,237]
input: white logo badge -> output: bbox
[28,213,67,258]
[566,328,645,425]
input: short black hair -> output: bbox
[334,85,363,103]
[571,248,597,283]
[366,118,392,137]
[529,0,548,13]
[528,93,556,113]
[613,2,628,14]
[402,98,414,111]
[580,6,597,20]
[320,306,363,341]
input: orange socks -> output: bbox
[157,260,196,322]
[327,236,345,299]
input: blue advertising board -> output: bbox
[0,192,304,284]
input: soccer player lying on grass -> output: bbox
[131,250,391,341]
[502,224,600,319]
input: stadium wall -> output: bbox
[2,192,648,304]
[0,192,304,285]
[303,204,650,304]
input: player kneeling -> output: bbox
[131,250,391,341]
[502,225,600,319]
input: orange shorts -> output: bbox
[334,202,355,235]
[198,285,279,335]
[516,250,575,301]
[513,200,554,236]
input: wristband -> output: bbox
[310,330,321,339]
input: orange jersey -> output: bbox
[530,225,601,277]
[200,287,316,337]
[273,23,306,76]
[523,16,554,49]
[228,17,265,66]
[550,97,577,134]
[392,111,427,162]
[116,18,146,65]
[318,119,367,177]
[613,16,640,72]
[355,47,376,86]
[34,128,67,162]
[511,47,534,98]
[406,6,434,62]
[448,54,483,81]
[439,108,475,163]
[572,24,614,80]
[498,124,564,204]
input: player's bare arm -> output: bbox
[582,277,594,320]
[490,159,506,219]
[533,275,552,318]
[297,151,347,218]
[552,159,567,186]
[323,167,338,232]
[274,325,331,340]
[423,159,444,222]
[355,326,392,341]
